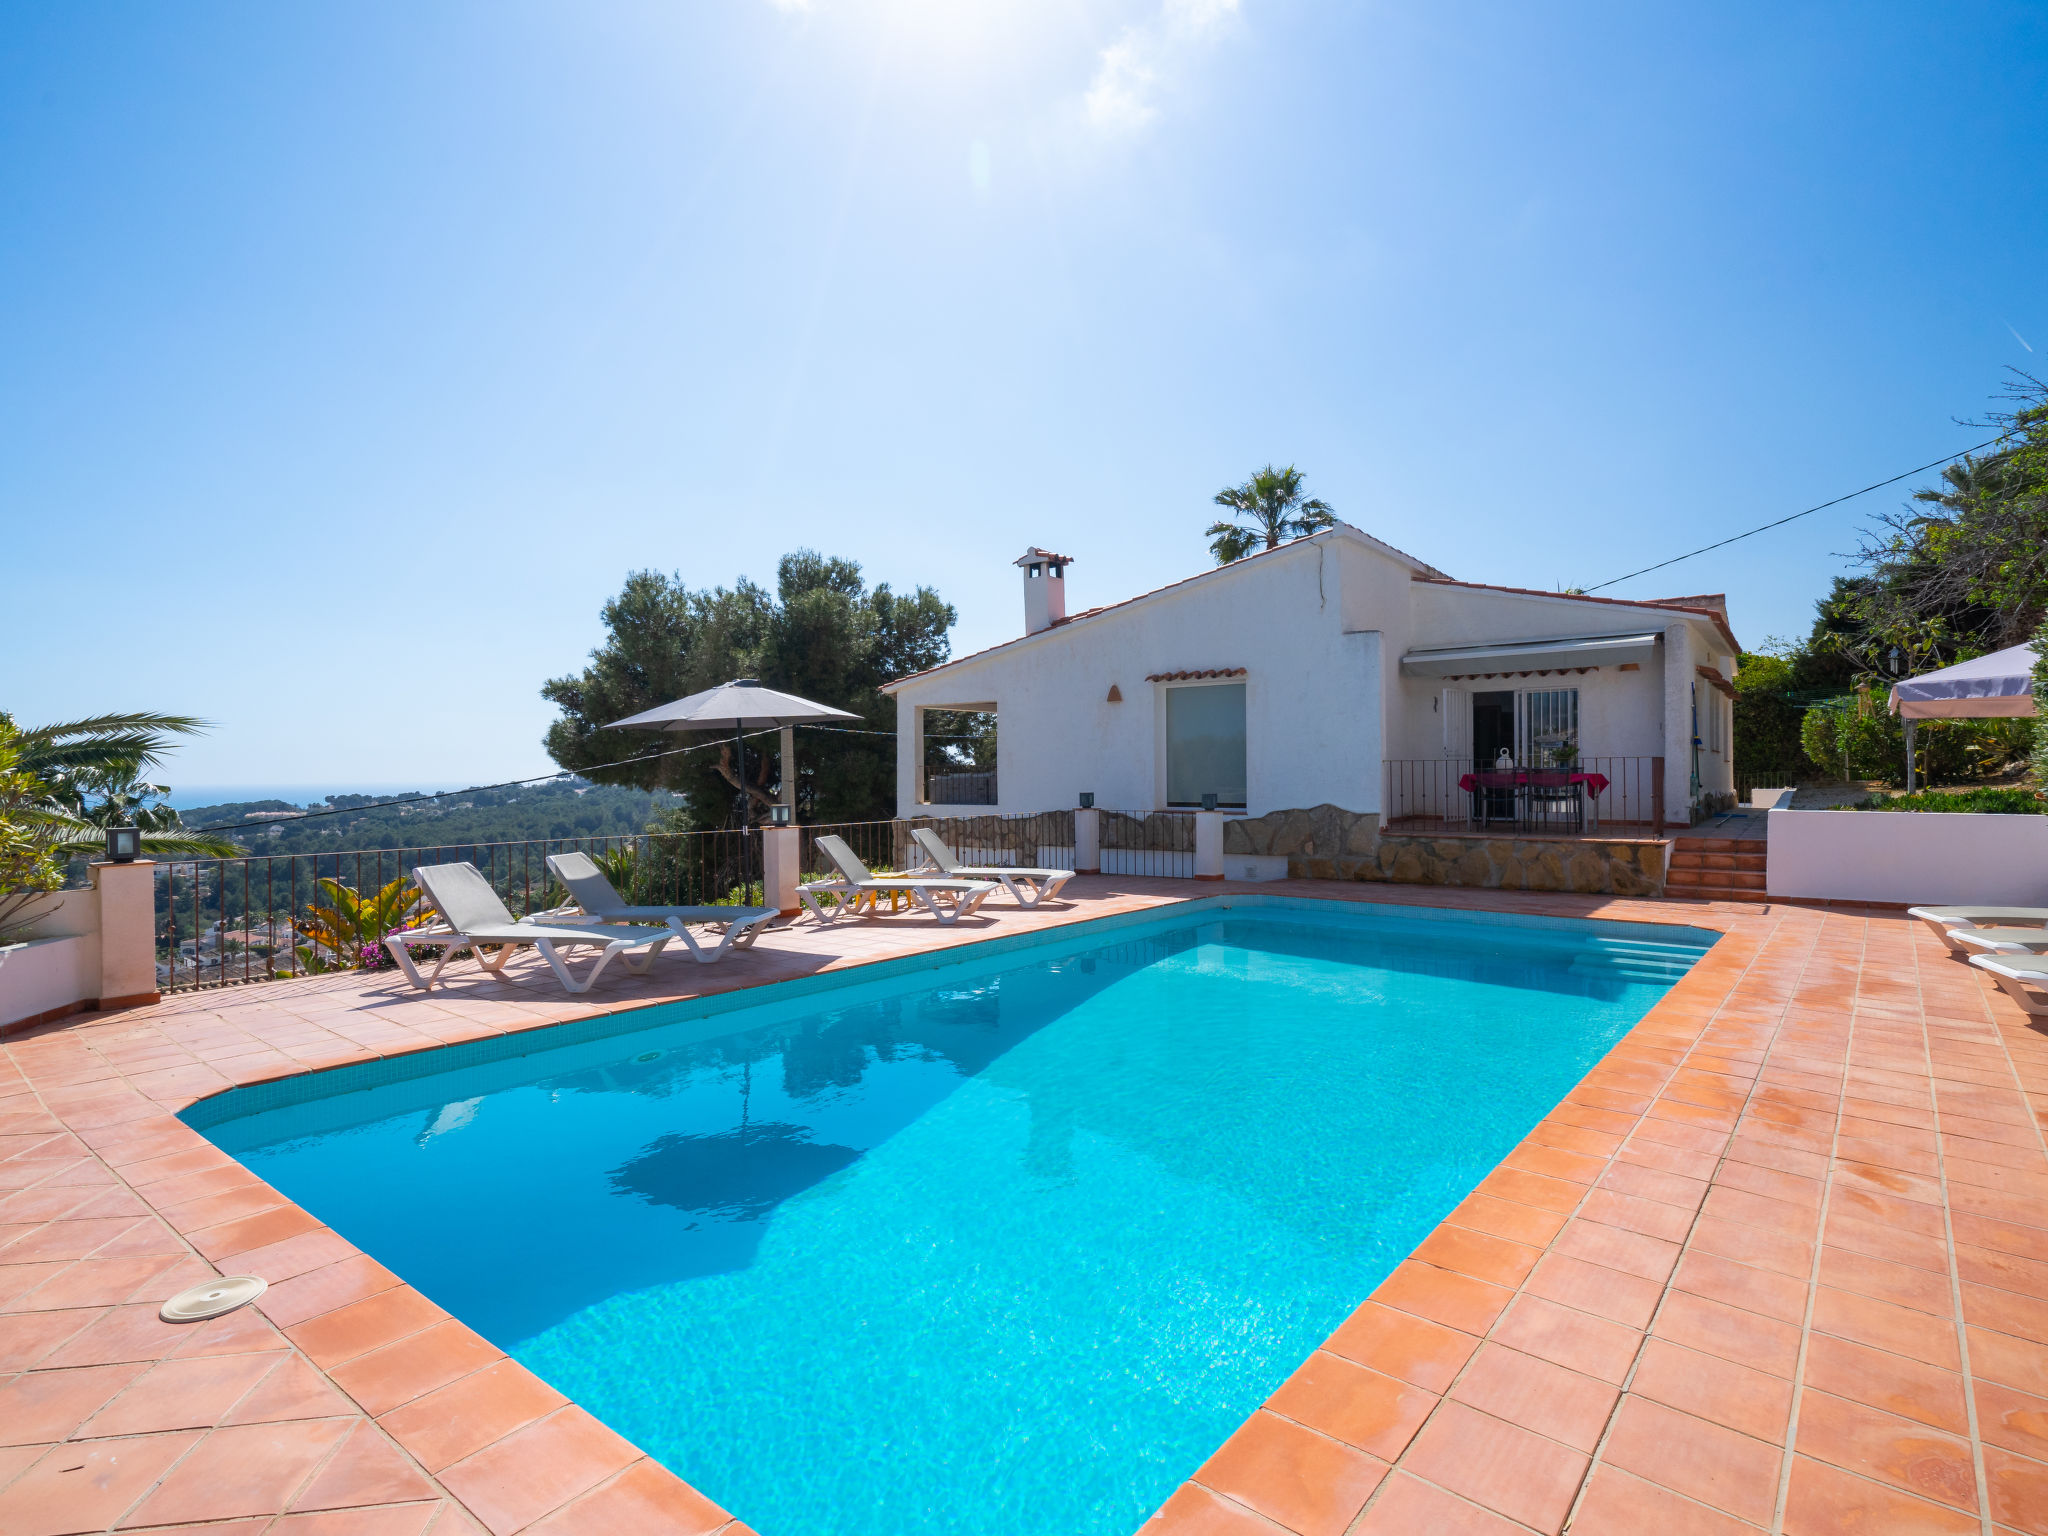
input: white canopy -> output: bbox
[1887,643,2040,720]
[1400,631,1662,678]
[604,679,860,732]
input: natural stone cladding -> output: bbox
[1225,803,1668,896]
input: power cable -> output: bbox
[1583,436,2008,593]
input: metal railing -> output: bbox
[1094,808,1198,878]
[924,769,998,806]
[1383,757,1666,834]
[156,829,752,993]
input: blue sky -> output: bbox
[5,1,2044,789]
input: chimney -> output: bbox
[1015,547,1072,635]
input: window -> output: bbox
[1166,684,1247,807]
[1519,689,1579,767]
[921,707,998,805]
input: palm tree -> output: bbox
[7,711,242,858]
[1205,464,1337,564]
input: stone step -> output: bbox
[1665,871,1768,896]
[1669,850,1769,872]
[1672,837,1768,853]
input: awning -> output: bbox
[1888,642,2040,719]
[1399,631,1662,679]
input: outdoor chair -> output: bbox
[1968,952,2048,1019]
[908,827,1073,908]
[542,852,778,965]
[1950,927,2048,957]
[1520,769,1584,833]
[386,861,671,994]
[1907,905,2048,955]
[798,834,996,925]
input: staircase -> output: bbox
[1664,837,1767,900]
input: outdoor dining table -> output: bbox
[1458,769,1611,831]
[1456,769,1611,796]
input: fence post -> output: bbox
[761,828,801,917]
[92,859,161,1011]
[1194,812,1225,881]
[1074,808,1100,875]
[1651,757,1666,831]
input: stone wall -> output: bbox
[1222,802,1667,896]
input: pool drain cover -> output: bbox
[160,1275,267,1323]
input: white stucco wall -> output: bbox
[892,541,1383,818]
[890,530,1740,824]
[1767,809,2048,905]
[1,886,102,1029]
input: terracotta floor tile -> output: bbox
[1795,1387,1979,1514]
[1569,1463,1767,1536]
[518,1458,730,1536]
[79,1349,287,1436]
[1320,1301,1478,1394]
[1651,1290,1802,1378]
[1979,1380,2048,1465]
[1689,1213,1814,1279]
[1264,1351,1435,1461]
[1549,1216,1682,1285]
[1472,1166,1583,1215]
[1781,1453,1980,1535]
[435,1405,642,1536]
[1816,1244,1954,1318]
[0,1430,203,1536]
[1138,1483,1290,1536]
[1984,1444,2048,1534]
[271,1505,440,1536]
[1445,1191,1569,1248]
[1670,1249,1809,1325]
[1811,1287,1963,1372]
[328,1320,502,1417]
[1350,1472,1528,1535]
[259,1255,404,1331]
[1444,1341,1617,1453]
[1400,1398,1587,1531]
[122,1417,355,1525]
[289,1420,440,1512]
[1972,1328,2048,1399]
[1491,1292,1643,1386]
[1600,1392,1782,1526]
[1629,1337,1793,1442]
[221,1354,358,1424]
[1802,1328,1968,1435]
[0,1360,147,1446]
[1523,1251,1663,1330]
[1370,1260,1513,1337]
[287,1287,448,1370]
[1188,1410,1387,1536]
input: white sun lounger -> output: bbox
[1951,926,2048,956]
[543,851,778,965]
[386,861,672,994]
[1969,952,2048,1018]
[908,827,1073,908]
[798,834,995,925]
[1908,906,2048,955]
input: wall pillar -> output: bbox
[1194,812,1225,881]
[760,828,802,917]
[91,860,160,1009]
[1661,623,1696,828]
[1073,808,1100,875]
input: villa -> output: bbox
[886,527,1742,888]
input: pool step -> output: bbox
[1569,940,1704,983]
[1665,845,1767,900]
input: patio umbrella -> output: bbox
[604,680,861,901]
[1886,641,2040,791]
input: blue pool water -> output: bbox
[188,898,1713,1536]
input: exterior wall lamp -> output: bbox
[105,826,141,863]
[1202,793,1219,811]
[770,804,792,826]
[1078,792,1095,809]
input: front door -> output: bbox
[1472,691,1516,768]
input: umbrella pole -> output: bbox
[734,722,751,907]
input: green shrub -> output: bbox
[1861,787,2048,814]
[1799,699,2032,787]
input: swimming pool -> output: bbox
[187,896,1714,1536]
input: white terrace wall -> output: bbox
[893,540,1384,820]
[0,862,160,1032]
[1767,809,2048,906]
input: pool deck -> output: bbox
[2,878,2045,1535]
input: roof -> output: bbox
[1411,578,1741,654]
[883,523,1446,693]
[1014,547,1074,567]
[1145,668,1247,682]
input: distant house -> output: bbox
[883,528,1739,855]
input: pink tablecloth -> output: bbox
[1458,771,1611,796]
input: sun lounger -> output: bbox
[908,827,1073,908]
[1969,952,2048,1018]
[1907,906,2048,955]
[543,852,778,965]
[1951,926,2048,956]
[798,834,995,925]
[386,861,671,993]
